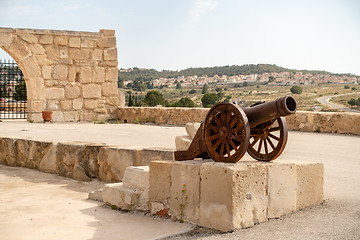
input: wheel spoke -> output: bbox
[213,139,222,150]
[213,115,223,127]
[232,135,244,142]
[268,133,280,141]
[208,124,219,132]
[225,142,231,156]
[229,139,237,151]
[220,142,225,156]
[269,126,280,132]
[257,138,263,153]
[208,134,220,141]
[266,137,275,150]
[264,139,268,155]
[229,115,238,129]
[250,136,261,147]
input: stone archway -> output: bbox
[0,27,119,122]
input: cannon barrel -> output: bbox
[244,95,297,128]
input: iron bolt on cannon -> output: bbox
[175,95,297,163]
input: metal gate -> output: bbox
[0,60,27,119]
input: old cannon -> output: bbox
[175,95,297,163]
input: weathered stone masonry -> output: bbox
[0,27,119,122]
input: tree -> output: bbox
[201,84,208,94]
[348,98,360,106]
[189,89,197,94]
[344,85,350,89]
[201,93,220,108]
[290,85,303,94]
[13,82,27,101]
[144,90,166,106]
[171,97,195,107]
[176,82,182,89]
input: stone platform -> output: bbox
[93,159,324,232]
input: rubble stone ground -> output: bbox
[0,121,360,239]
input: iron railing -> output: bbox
[0,59,27,119]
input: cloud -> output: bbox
[182,0,219,30]
[190,0,219,22]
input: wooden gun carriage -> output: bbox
[175,96,297,163]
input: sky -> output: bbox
[0,0,359,75]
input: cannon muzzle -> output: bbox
[244,95,297,128]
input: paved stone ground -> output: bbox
[1,121,360,239]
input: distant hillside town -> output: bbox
[118,64,359,89]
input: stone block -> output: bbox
[122,166,150,191]
[100,29,115,36]
[84,99,98,110]
[44,45,59,59]
[267,162,297,218]
[140,148,174,166]
[0,137,17,166]
[92,49,103,61]
[296,162,324,210]
[104,48,117,60]
[200,162,268,231]
[100,147,140,182]
[60,100,72,110]
[69,48,90,60]
[81,39,95,48]
[39,144,58,174]
[92,66,105,83]
[82,144,107,179]
[19,34,38,43]
[39,35,53,44]
[79,67,92,83]
[42,66,52,79]
[102,183,145,211]
[149,160,172,204]
[175,135,191,151]
[59,46,68,59]
[47,100,59,110]
[8,38,31,62]
[97,37,116,48]
[52,111,64,122]
[57,142,87,178]
[20,56,41,78]
[69,37,81,48]
[46,87,64,100]
[65,85,80,99]
[185,123,201,139]
[101,82,118,96]
[72,98,83,110]
[89,189,103,202]
[53,64,68,80]
[54,36,68,46]
[170,160,203,224]
[0,33,15,49]
[16,139,54,170]
[28,44,44,54]
[105,67,118,82]
[63,111,80,122]
[82,84,101,98]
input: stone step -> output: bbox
[122,166,150,191]
[88,166,150,211]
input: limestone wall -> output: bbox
[0,136,174,182]
[116,107,360,135]
[0,27,119,122]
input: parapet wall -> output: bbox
[0,137,174,182]
[0,27,119,122]
[116,107,360,135]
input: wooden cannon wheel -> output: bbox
[247,117,288,161]
[203,103,250,163]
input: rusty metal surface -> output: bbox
[174,96,296,162]
[203,103,249,163]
